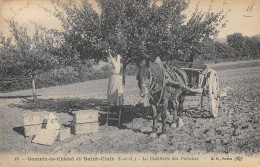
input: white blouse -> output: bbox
[109,54,121,75]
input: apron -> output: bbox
[107,74,123,106]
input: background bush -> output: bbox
[0,64,138,92]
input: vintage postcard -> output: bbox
[0,0,259,166]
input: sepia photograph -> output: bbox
[0,0,259,166]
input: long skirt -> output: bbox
[107,74,123,106]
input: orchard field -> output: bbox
[0,60,259,155]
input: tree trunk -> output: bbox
[31,74,36,101]
[122,63,127,85]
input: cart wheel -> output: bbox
[208,70,220,118]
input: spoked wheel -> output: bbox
[207,70,220,118]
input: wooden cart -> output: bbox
[169,61,220,118]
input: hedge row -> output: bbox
[0,64,138,92]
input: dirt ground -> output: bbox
[0,60,259,155]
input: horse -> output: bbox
[136,59,188,138]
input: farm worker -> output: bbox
[106,50,124,106]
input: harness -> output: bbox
[164,63,186,89]
[147,64,166,106]
[141,62,186,106]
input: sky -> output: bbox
[0,0,260,39]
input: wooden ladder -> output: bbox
[106,105,122,128]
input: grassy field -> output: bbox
[0,60,259,155]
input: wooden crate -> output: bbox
[23,112,49,126]
[56,128,71,141]
[24,124,45,137]
[72,122,99,135]
[72,110,99,124]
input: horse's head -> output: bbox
[136,59,152,98]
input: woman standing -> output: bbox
[106,50,123,127]
[107,50,123,106]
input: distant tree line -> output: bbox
[202,33,260,63]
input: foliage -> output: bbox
[214,42,236,62]
[96,0,228,84]
[0,21,60,77]
[202,39,236,63]
[0,34,21,75]
[45,0,103,66]
[0,64,138,92]
[1,0,259,92]
[97,0,228,63]
[226,33,260,60]
[201,33,260,63]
